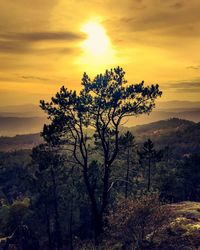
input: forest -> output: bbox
[0,67,199,250]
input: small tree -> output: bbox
[119,131,137,198]
[138,139,162,192]
[182,154,200,201]
[31,144,64,250]
[40,67,162,241]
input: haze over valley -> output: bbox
[0,100,199,136]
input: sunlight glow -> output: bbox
[77,20,117,73]
[82,22,110,56]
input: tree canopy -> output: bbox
[40,66,162,241]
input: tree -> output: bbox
[31,144,64,250]
[138,139,163,192]
[119,131,137,198]
[181,154,200,201]
[40,66,162,242]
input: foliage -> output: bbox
[107,194,172,249]
[0,67,200,249]
[0,198,30,237]
[138,139,163,192]
[181,154,200,201]
[7,198,30,232]
[0,150,31,203]
[115,131,139,198]
[40,67,162,241]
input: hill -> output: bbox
[0,101,200,136]
[124,109,200,126]
[124,118,200,157]
[130,118,194,135]
[0,118,199,156]
[0,117,47,136]
[0,104,43,117]
[0,133,43,152]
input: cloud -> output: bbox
[105,0,200,45]
[0,75,51,83]
[1,31,85,42]
[0,0,200,104]
[186,65,200,70]
[0,31,84,54]
[0,41,77,55]
[176,88,200,93]
[21,76,50,82]
[163,80,200,93]
[0,40,30,54]
[0,76,18,82]
[173,81,200,89]
[170,2,184,9]
[0,0,58,31]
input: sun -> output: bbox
[82,22,110,56]
[76,20,117,73]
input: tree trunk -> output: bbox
[69,199,74,250]
[93,212,103,245]
[51,167,62,250]
[44,203,53,250]
[95,162,111,243]
[147,157,151,192]
[101,163,110,214]
[83,167,102,244]
[125,148,130,198]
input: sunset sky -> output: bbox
[0,0,200,106]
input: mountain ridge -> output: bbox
[0,118,199,155]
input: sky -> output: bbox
[0,0,200,106]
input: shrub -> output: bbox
[107,194,172,250]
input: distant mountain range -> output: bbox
[125,118,200,157]
[0,133,43,152]
[155,100,200,110]
[0,103,44,117]
[0,118,199,157]
[0,117,47,136]
[0,101,200,136]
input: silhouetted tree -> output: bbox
[182,154,200,201]
[138,139,163,192]
[32,144,64,250]
[40,66,162,242]
[119,131,137,198]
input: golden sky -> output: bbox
[0,0,200,106]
